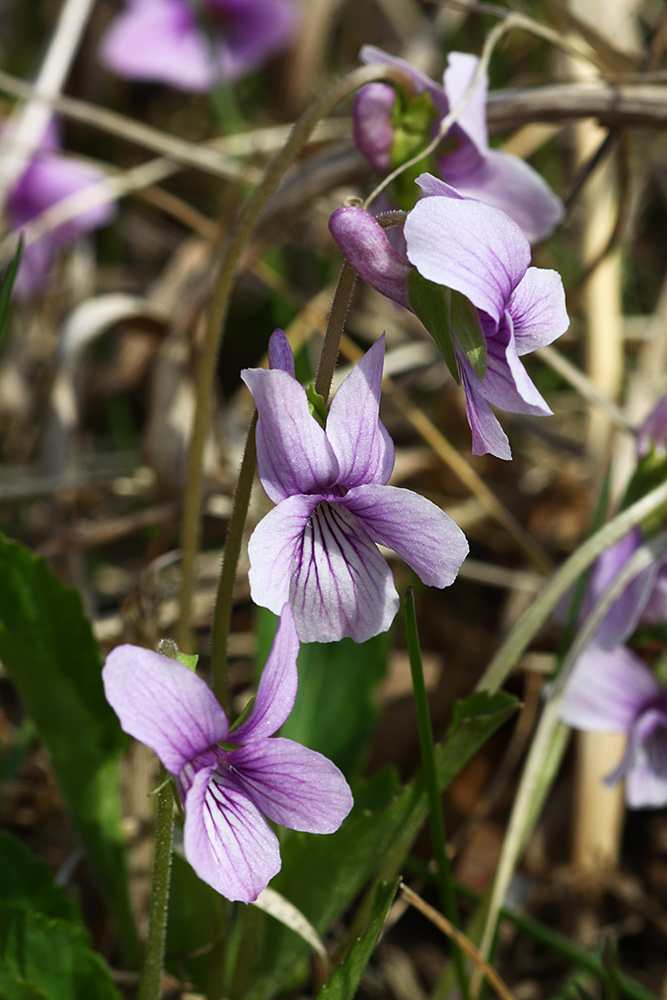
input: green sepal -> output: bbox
[622,446,667,537]
[176,651,198,671]
[407,271,459,383]
[157,638,198,671]
[448,288,487,379]
[389,91,440,210]
[229,695,255,732]
[307,384,327,428]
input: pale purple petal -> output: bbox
[342,484,468,588]
[587,528,658,650]
[207,0,299,83]
[458,361,512,460]
[184,764,280,902]
[227,737,353,832]
[560,644,660,734]
[471,314,552,417]
[248,494,320,616]
[638,393,667,456]
[353,83,397,172]
[103,645,228,774]
[242,368,339,504]
[326,336,395,488]
[267,328,294,376]
[507,268,569,355]
[12,238,57,298]
[442,52,488,155]
[642,561,667,624]
[414,173,466,200]
[289,501,399,643]
[233,605,299,744]
[359,45,449,115]
[329,207,410,308]
[625,759,667,809]
[404,192,531,323]
[9,153,115,236]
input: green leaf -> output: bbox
[307,384,328,428]
[256,608,388,779]
[0,535,138,962]
[0,832,80,924]
[0,907,122,1000]
[407,271,459,383]
[0,236,22,348]
[316,879,399,1000]
[248,691,518,1000]
[448,289,487,380]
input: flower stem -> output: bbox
[210,411,258,710]
[314,261,357,405]
[176,62,418,652]
[137,766,174,1000]
[403,588,470,1000]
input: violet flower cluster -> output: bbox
[4,119,115,297]
[242,330,469,643]
[100,0,299,91]
[560,394,667,808]
[103,606,352,903]
[353,46,563,244]
[330,174,569,460]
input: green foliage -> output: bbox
[0,237,22,349]
[248,690,518,1000]
[0,908,122,1000]
[407,272,459,383]
[316,879,399,1000]
[0,535,137,961]
[0,832,80,925]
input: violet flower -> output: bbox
[103,605,352,903]
[100,0,299,92]
[329,174,569,460]
[242,330,468,643]
[5,119,115,298]
[354,46,563,243]
[560,643,667,808]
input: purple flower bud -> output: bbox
[352,83,397,172]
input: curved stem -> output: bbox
[176,62,418,651]
[314,262,357,405]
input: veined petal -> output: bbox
[326,336,395,488]
[242,368,338,503]
[267,328,295,376]
[560,644,660,734]
[329,208,411,309]
[508,268,569,354]
[290,501,399,643]
[404,191,531,323]
[342,484,468,588]
[471,314,552,417]
[442,52,488,155]
[184,764,280,902]
[233,605,299,743]
[228,737,353,833]
[353,83,397,172]
[459,361,512,460]
[248,495,320,616]
[103,645,228,774]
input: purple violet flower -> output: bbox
[560,643,667,808]
[638,391,667,458]
[5,119,115,298]
[102,605,352,903]
[242,331,468,643]
[329,174,569,460]
[354,46,564,243]
[99,0,299,92]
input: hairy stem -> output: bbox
[137,768,174,1000]
[314,261,357,405]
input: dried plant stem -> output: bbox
[137,767,174,1000]
[176,63,416,652]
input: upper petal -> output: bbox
[442,51,488,155]
[242,367,339,503]
[227,737,353,833]
[508,268,569,354]
[342,484,468,588]
[248,494,321,616]
[559,644,660,734]
[404,188,531,323]
[326,336,395,488]
[289,501,399,643]
[329,207,411,309]
[183,764,280,902]
[233,605,299,743]
[103,645,228,774]
[267,328,295,376]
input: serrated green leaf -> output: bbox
[448,289,486,379]
[0,535,138,961]
[316,879,399,1000]
[407,271,460,383]
[0,236,22,348]
[248,690,519,1000]
[0,832,80,924]
[0,907,122,1000]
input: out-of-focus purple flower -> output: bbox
[329,175,569,460]
[103,605,352,903]
[638,392,667,457]
[5,119,115,298]
[353,46,564,244]
[242,330,468,643]
[560,643,667,808]
[100,0,299,92]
